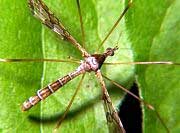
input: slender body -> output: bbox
[21,1,131,132]
[22,70,84,111]
[0,0,176,132]
[22,47,118,111]
[0,0,175,132]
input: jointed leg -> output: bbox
[96,1,132,52]
[0,58,80,64]
[103,74,170,133]
[76,0,86,48]
[54,74,86,131]
[104,61,178,65]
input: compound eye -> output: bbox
[106,48,114,56]
[106,48,112,51]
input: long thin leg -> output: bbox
[103,74,170,133]
[28,0,90,57]
[95,70,125,133]
[54,74,86,131]
[0,58,80,64]
[96,1,132,52]
[76,0,86,48]
[104,61,180,65]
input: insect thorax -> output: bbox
[77,56,101,72]
[77,47,117,73]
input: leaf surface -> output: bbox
[126,0,180,132]
[0,0,133,132]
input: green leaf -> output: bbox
[1,0,179,132]
[126,0,180,132]
[0,0,134,133]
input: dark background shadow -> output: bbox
[118,82,142,133]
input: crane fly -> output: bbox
[0,0,179,132]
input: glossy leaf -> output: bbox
[0,0,133,132]
[126,0,180,132]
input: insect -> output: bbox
[0,0,179,132]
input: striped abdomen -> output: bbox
[22,70,84,111]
